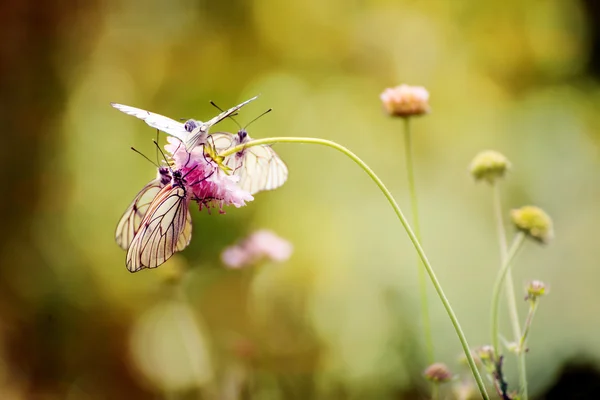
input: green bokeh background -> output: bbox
[1,0,599,398]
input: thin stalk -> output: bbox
[490,232,526,356]
[403,118,433,363]
[519,301,539,352]
[492,183,525,396]
[220,137,490,399]
[517,300,539,400]
[493,184,522,341]
[431,383,439,400]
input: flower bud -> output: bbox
[469,150,510,184]
[475,345,495,369]
[526,280,547,300]
[423,362,453,383]
[380,84,430,117]
[506,342,519,354]
[510,206,554,244]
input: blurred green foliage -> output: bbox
[1,0,599,398]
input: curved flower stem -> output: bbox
[403,118,433,363]
[220,137,490,399]
[492,184,526,398]
[490,232,526,356]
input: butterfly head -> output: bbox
[184,119,200,133]
[169,169,188,188]
[237,129,249,142]
[157,167,172,186]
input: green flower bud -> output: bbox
[475,345,495,371]
[510,206,554,244]
[469,150,511,184]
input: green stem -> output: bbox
[519,300,539,352]
[403,118,433,363]
[492,184,525,396]
[220,137,489,399]
[431,383,439,400]
[490,232,526,356]
[517,300,538,400]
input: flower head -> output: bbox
[526,280,548,301]
[469,150,511,184]
[510,206,553,244]
[380,84,430,117]
[423,363,453,383]
[165,137,253,212]
[475,345,495,369]
[221,229,293,268]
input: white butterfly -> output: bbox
[210,129,288,195]
[116,167,193,272]
[111,96,258,150]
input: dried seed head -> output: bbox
[423,362,453,383]
[510,206,554,244]
[380,84,430,117]
[469,150,511,184]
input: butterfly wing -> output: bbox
[126,184,191,272]
[184,96,259,149]
[235,145,288,195]
[115,179,164,250]
[111,103,189,142]
[209,132,236,152]
[209,131,288,194]
[176,209,193,252]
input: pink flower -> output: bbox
[220,230,293,268]
[165,137,253,212]
[380,84,430,117]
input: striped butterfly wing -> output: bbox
[115,179,164,250]
[126,184,191,272]
[209,132,288,195]
[176,208,193,252]
[235,144,288,195]
[111,103,189,142]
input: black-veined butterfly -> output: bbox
[210,128,288,195]
[115,166,175,251]
[124,168,194,272]
[110,96,258,150]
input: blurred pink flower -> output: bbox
[220,229,293,268]
[165,137,253,212]
[380,84,430,117]
[221,246,248,269]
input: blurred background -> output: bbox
[1,0,600,398]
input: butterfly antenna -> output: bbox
[210,100,241,129]
[152,139,173,173]
[154,129,160,165]
[244,108,272,130]
[131,147,160,168]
